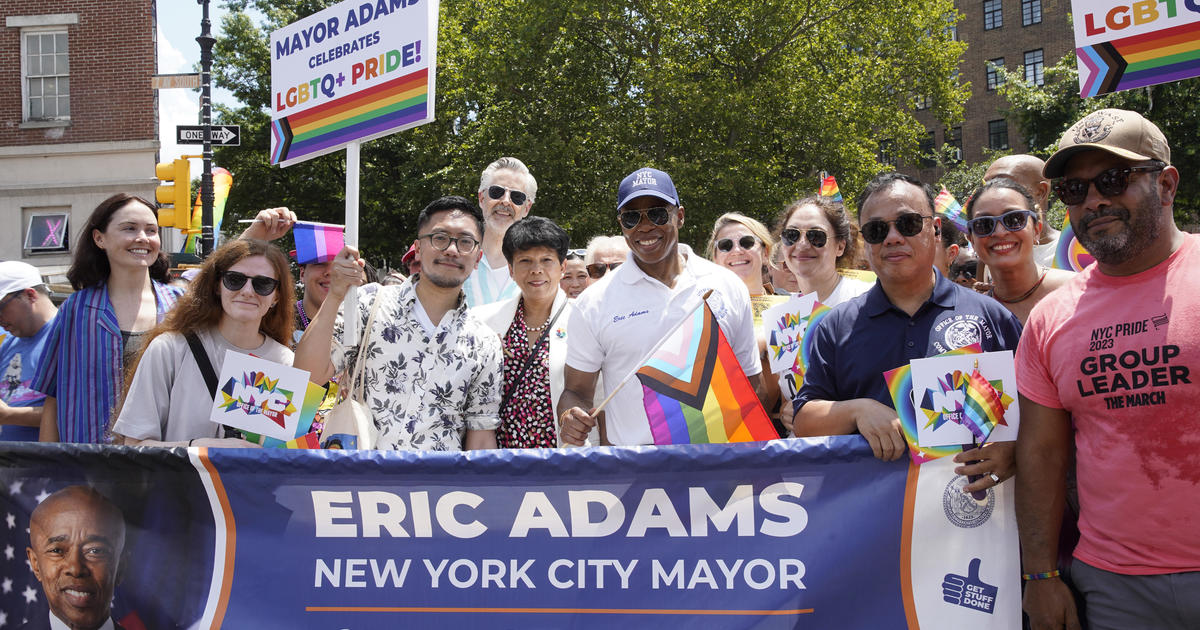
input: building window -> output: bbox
[984,0,1003,30]
[989,119,1009,151]
[986,58,1005,90]
[919,132,937,168]
[22,29,71,121]
[945,127,963,164]
[1022,0,1042,26]
[1024,49,1045,86]
[878,141,895,167]
[23,211,70,254]
[914,94,932,110]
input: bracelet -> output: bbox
[1021,570,1061,581]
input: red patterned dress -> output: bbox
[496,301,556,448]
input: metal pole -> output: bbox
[197,0,216,256]
[343,141,361,343]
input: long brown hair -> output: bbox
[68,193,170,290]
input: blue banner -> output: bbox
[0,438,1019,629]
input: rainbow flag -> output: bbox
[796,301,832,374]
[1052,216,1095,272]
[961,368,1006,443]
[1078,20,1200,97]
[935,187,967,232]
[271,67,429,165]
[283,432,321,449]
[818,175,843,202]
[636,301,776,445]
[885,345,981,465]
[182,167,232,254]
[293,221,345,265]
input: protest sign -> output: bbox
[910,350,1019,448]
[209,351,319,441]
[0,439,1019,628]
[1071,0,1200,97]
[269,0,439,166]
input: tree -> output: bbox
[213,0,970,263]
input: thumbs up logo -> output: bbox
[942,558,997,614]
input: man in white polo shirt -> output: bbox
[558,167,763,445]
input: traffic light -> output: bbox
[154,158,192,228]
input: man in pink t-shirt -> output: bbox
[1015,109,1200,630]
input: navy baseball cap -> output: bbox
[617,168,679,210]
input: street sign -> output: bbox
[176,125,241,146]
[151,73,201,90]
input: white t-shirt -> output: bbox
[113,328,293,442]
[822,275,874,308]
[567,245,761,445]
[1033,233,1061,268]
[462,251,519,307]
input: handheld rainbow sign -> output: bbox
[293,221,346,265]
[636,301,776,445]
[1071,0,1200,97]
[908,349,1018,448]
[210,351,316,441]
[269,0,439,166]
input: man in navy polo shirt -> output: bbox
[792,173,1021,487]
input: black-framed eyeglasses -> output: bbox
[566,248,587,260]
[780,227,828,248]
[586,262,622,279]
[221,271,280,296]
[966,209,1037,237]
[1053,164,1164,205]
[716,235,758,253]
[486,185,528,206]
[618,206,672,230]
[419,232,480,254]
[860,213,934,244]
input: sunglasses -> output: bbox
[1053,164,1164,205]
[586,262,622,279]
[487,185,528,206]
[860,213,934,244]
[221,271,280,296]
[716,235,758,253]
[618,206,672,230]
[966,209,1037,237]
[780,227,828,248]
[955,261,977,281]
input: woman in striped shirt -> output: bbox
[32,193,184,443]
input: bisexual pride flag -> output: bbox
[636,300,776,445]
[819,175,843,202]
[935,187,967,232]
[292,221,345,265]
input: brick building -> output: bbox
[909,0,1074,180]
[0,0,158,273]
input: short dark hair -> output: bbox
[855,172,938,220]
[416,196,485,239]
[502,216,570,264]
[965,178,1037,220]
[68,193,170,290]
[939,217,966,248]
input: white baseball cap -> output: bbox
[0,261,43,297]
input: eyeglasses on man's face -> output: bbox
[419,232,480,254]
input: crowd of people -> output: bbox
[1,108,1196,629]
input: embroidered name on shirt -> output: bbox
[613,309,650,323]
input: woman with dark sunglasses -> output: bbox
[704,213,781,297]
[774,196,871,306]
[965,179,1072,324]
[112,239,296,447]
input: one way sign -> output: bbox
[176,125,241,146]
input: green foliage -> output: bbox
[212,0,970,263]
[996,52,1200,225]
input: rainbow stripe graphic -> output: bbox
[797,302,832,374]
[962,369,1007,443]
[271,67,429,165]
[243,382,326,448]
[885,345,980,465]
[1078,20,1200,97]
[1052,216,1095,272]
[818,175,843,202]
[183,167,232,254]
[293,221,346,265]
[637,301,776,445]
[935,187,967,232]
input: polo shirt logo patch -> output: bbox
[932,314,995,354]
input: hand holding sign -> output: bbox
[942,558,997,614]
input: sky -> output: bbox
[157,2,242,162]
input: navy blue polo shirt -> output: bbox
[794,272,1022,413]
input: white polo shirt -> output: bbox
[566,244,761,445]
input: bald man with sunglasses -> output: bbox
[558,167,764,446]
[791,172,1021,470]
[1015,109,1200,630]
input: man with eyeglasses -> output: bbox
[295,196,503,451]
[792,172,1021,467]
[1014,109,1200,630]
[558,167,763,446]
[0,261,58,441]
[463,157,538,307]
